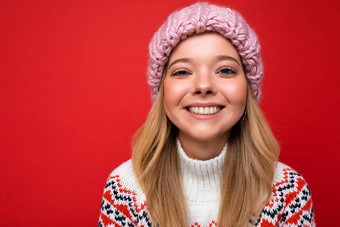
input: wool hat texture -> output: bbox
[147,2,264,103]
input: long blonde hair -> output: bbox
[132,76,280,226]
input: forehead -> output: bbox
[168,32,241,62]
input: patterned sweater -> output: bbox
[98,142,315,226]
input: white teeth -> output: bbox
[188,106,221,115]
[204,107,209,114]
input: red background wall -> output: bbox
[1,0,339,226]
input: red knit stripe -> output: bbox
[285,199,312,225]
[103,190,137,225]
[100,213,121,227]
[259,219,277,227]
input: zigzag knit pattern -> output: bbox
[255,169,314,226]
[99,174,151,227]
[98,161,315,227]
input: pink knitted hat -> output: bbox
[147,2,264,102]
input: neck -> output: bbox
[177,139,227,203]
[178,132,229,160]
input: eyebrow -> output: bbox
[167,55,241,69]
[168,58,191,69]
[217,55,241,66]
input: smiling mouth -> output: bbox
[187,106,223,115]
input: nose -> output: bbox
[192,71,216,96]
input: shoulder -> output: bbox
[272,162,313,200]
[105,159,146,204]
[256,162,315,226]
[99,160,151,226]
[273,162,304,184]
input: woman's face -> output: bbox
[163,32,247,146]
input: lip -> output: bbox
[185,102,225,119]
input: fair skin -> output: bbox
[163,32,247,160]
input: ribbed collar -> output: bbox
[177,139,227,204]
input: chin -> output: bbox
[180,130,230,143]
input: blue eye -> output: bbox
[172,70,189,76]
[219,67,235,74]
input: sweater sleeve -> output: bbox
[256,163,316,226]
[98,174,138,226]
[278,170,315,226]
[98,161,152,227]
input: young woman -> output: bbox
[98,2,315,227]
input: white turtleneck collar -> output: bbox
[177,139,227,204]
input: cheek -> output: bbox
[221,79,248,105]
[163,78,189,109]
[163,79,175,113]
